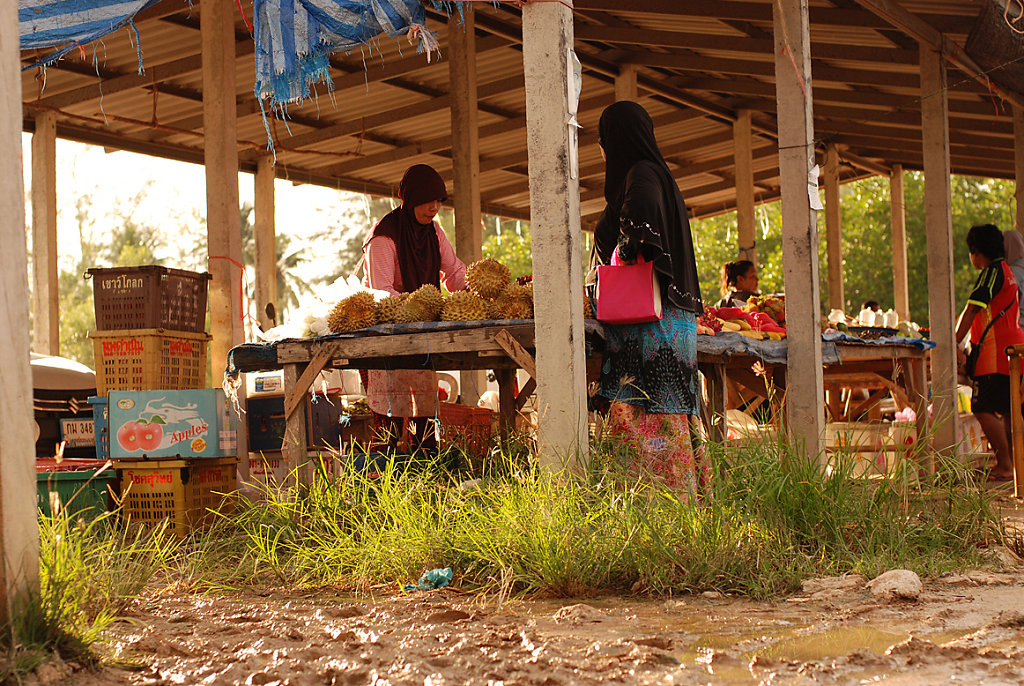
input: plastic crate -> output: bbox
[438,403,494,459]
[88,396,109,460]
[89,329,210,394]
[87,266,211,333]
[36,461,116,518]
[116,458,236,537]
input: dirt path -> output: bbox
[26,562,1020,686]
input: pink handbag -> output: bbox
[595,251,663,325]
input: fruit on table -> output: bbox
[466,258,512,300]
[328,291,379,332]
[404,284,445,321]
[745,295,786,323]
[441,291,490,321]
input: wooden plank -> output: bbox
[281,363,311,486]
[824,144,844,312]
[1009,351,1024,496]
[276,326,536,363]
[31,110,58,355]
[734,109,756,264]
[254,154,277,331]
[522,1,589,470]
[516,377,537,412]
[285,345,335,420]
[495,368,517,438]
[1016,107,1024,235]
[1,0,40,618]
[614,64,638,101]
[774,0,824,460]
[890,164,910,320]
[203,0,243,383]
[920,43,958,455]
[494,329,538,379]
[699,363,728,443]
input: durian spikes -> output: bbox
[466,258,511,300]
[327,291,379,333]
[441,291,489,321]
[404,284,445,321]
[377,293,408,324]
[491,283,534,320]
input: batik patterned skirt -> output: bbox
[598,306,710,494]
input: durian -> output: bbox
[327,291,379,332]
[392,305,419,324]
[491,284,534,319]
[377,294,408,324]
[404,284,444,321]
[466,258,511,300]
[441,291,489,321]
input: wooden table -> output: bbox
[273,324,541,481]
[698,341,931,470]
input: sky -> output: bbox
[20,134,370,282]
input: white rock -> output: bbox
[867,569,922,602]
[553,603,603,623]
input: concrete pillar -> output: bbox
[773,0,824,458]
[1015,107,1024,235]
[890,164,910,320]
[448,11,486,407]
[0,0,40,618]
[522,1,588,470]
[823,143,844,312]
[202,0,243,378]
[614,64,638,102]
[920,43,957,457]
[734,109,756,264]
[254,154,277,332]
[31,111,58,355]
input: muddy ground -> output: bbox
[29,500,1024,686]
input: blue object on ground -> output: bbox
[403,567,453,591]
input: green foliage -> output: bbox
[482,220,534,279]
[691,173,1017,325]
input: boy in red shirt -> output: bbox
[955,224,1024,481]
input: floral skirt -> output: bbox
[604,401,711,495]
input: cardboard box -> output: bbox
[108,389,237,459]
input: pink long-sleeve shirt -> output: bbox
[363,222,467,295]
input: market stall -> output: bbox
[226,321,934,479]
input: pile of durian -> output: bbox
[326,258,537,333]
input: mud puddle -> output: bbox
[26,568,1024,685]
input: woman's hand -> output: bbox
[615,237,638,264]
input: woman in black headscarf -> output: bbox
[362,164,467,453]
[593,101,710,495]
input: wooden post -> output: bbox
[448,11,486,408]
[823,144,844,312]
[203,0,243,381]
[920,43,958,455]
[614,64,638,102]
[773,0,824,459]
[31,111,58,356]
[890,164,910,320]
[1015,107,1024,235]
[734,109,756,264]
[254,154,277,332]
[522,1,589,470]
[0,0,40,619]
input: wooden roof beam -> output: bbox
[851,0,1024,108]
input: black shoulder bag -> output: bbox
[964,301,1014,379]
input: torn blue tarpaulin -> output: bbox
[19,0,164,71]
[254,0,436,108]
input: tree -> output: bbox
[238,202,314,319]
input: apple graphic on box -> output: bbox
[135,421,164,452]
[116,421,140,452]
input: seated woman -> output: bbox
[717,259,759,308]
[361,163,467,453]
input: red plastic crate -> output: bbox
[89,329,210,394]
[438,403,494,459]
[88,266,211,333]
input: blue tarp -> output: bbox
[254,0,431,107]
[19,0,163,70]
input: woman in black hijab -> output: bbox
[593,101,709,495]
[362,164,467,453]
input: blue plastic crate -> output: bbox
[88,396,109,461]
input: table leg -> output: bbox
[700,362,727,443]
[495,368,517,442]
[905,358,932,476]
[1009,356,1024,498]
[282,362,311,487]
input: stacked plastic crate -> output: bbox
[86,266,236,536]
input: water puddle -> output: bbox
[748,625,909,662]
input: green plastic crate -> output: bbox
[36,469,116,519]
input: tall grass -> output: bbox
[0,507,176,681]
[216,437,1002,598]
